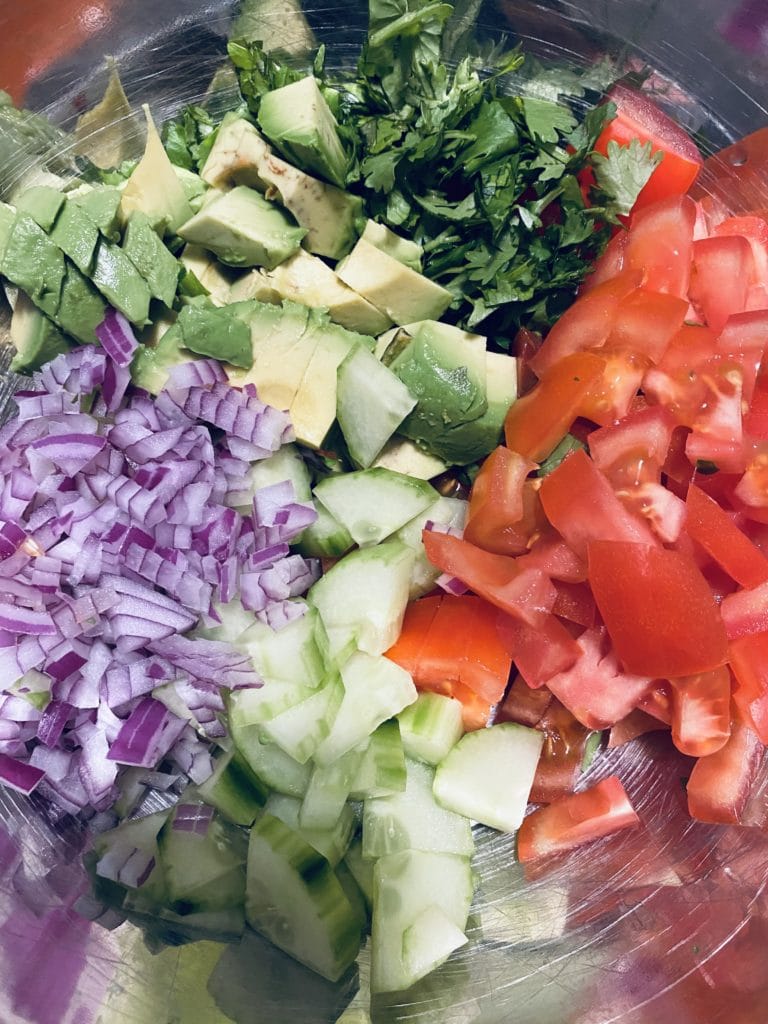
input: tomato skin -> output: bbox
[580,229,628,293]
[545,627,653,730]
[587,540,729,678]
[714,214,768,286]
[503,352,606,462]
[689,235,752,333]
[668,666,732,757]
[529,699,595,804]
[638,681,673,724]
[496,613,581,689]
[625,194,697,298]
[515,534,586,583]
[605,288,688,365]
[528,271,642,378]
[539,449,658,559]
[596,84,703,211]
[517,775,640,862]
[551,580,596,628]
[421,531,556,626]
[685,483,768,589]
[686,709,764,824]
[464,447,539,556]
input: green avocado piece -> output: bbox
[55,263,108,345]
[0,201,14,258]
[49,198,100,274]
[389,321,489,465]
[177,301,253,369]
[178,186,305,269]
[9,291,72,373]
[131,321,192,395]
[70,186,123,240]
[15,186,65,232]
[2,212,65,320]
[90,238,152,325]
[257,76,349,189]
[122,211,180,307]
[361,221,423,273]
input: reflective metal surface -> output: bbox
[2,2,768,1021]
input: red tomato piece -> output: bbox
[421,531,556,626]
[605,288,688,364]
[517,775,640,863]
[685,483,768,588]
[504,352,606,462]
[643,324,718,427]
[589,406,676,486]
[587,540,729,677]
[496,674,553,728]
[624,194,697,298]
[551,580,596,628]
[638,681,674,724]
[720,580,768,640]
[529,699,595,804]
[596,84,703,211]
[717,309,768,405]
[692,126,768,215]
[668,666,732,758]
[463,447,539,556]
[412,677,494,731]
[539,449,658,559]
[619,481,687,543]
[545,627,653,730]
[684,368,746,475]
[577,349,646,426]
[744,376,768,440]
[512,326,543,397]
[607,708,669,748]
[686,708,764,824]
[496,613,582,689]
[735,451,768,512]
[689,235,752,334]
[714,214,768,286]
[729,632,768,743]
[528,271,642,378]
[580,229,629,293]
[515,534,587,583]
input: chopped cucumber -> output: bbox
[349,721,406,799]
[245,442,313,503]
[246,812,364,982]
[395,495,468,598]
[265,793,356,866]
[197,746,269,826]
[432,722,544,833]
[313,469,437,549]
[196,599,256,644]
[230,721,311,797]
[240,606,328,688]
[296,500,356,558]
[344,837,374,909]
[314,651,417,766]
[300,748,365,830]
[363,758,474,860]
[398,692,464,766]
[260,672,344,764]
[402,905,468,985]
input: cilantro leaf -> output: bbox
[521,97,577,143]
[161,105,217,171]
[592,137,663,217]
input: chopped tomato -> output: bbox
[642,324,718,427]
[463,447,539,556]
[512,326,543,397]
[686,707,764,824]
[551,580,596,628]
[545,627,653,730]
[668,666,732,757]
[414,677,494,731]
[580,229,628,293]
[515,534,586,583]
[595,84,703,211]
[729,632,768,742]
[689,235,752,333]
[735,451,768,512]
[692,127,768,217]
[587,540,729,677]
[638,682,674,724]
[421,531,555,626]
[529,699,596,804]
[528,271,642,378]
[684,367,746,474]
[685,483,768,588]
[503,352,606,462]
[714,214,768,287]
[604,288,688,364]
[716,309,768,405]
[495,613,581,689]
[618,481,687,543]
[624,194,697,297]
[539,449,658,558]
[496,674,552,727]
[720,580,768,640]
[588,406,676,487]
[576,349,646,426]
[385,594,513,704]
[608,709,669,748]
[517,775,640,862]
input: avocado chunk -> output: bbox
[231,249,391,335]
[70,186,123,240]
[48,197,100,275]
[201,115,272,189]
[90,238,152,325]
[178,186,305,269]
[74,60,139,169]
[122,211,180,307]
[0,201,14,259]
[258,152,362,260]
[121,105,193,235]
[389,321,489,465]
[257,76,349,189]
[131,320,192,395]
[55,264,108,345]
[361,221,423,272]
[176,300,253,369]
[1,212,65,321]
[179,244,241,305]
[336,239,452,326]
[373,436,448,480]
[15,186,64,232]
[9,291,72,373]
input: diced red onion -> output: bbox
[172,802,214,835]
[424,519,464,539]
[107,697,186,768]
[37,701,73,747]
[0,753,45,794]
[436,573,470,596]
[95,308,139,367]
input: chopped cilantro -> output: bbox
[592,137,664,218]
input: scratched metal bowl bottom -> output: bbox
[2,2,768,1022]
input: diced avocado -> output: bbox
[201,115,272,189]
[179,244,241,305]
[230,0,316,55]
[70,186,123,240]
[257,76,349,189]
[0,201,15,260]
[15,185,64,231]
[375,325,413,364]
[231,249,391,335]
[336,239,452,326]
[336,345,416,468]
[131,321,192,394]
[258,152,362,260]
[389,321,489,465]
[178,186,305,269]
[122,211,180,307]
[174,167,208,206]
[55,264,108,345]
[9,291,72,373]
[121,105,193,234]
[361,221,423,272]
[2,212,65,321]
[434,349,518,465]
[48,198,100,275]
[372,436,447,481]
[90,238,152,325]
[176,300,253,368]
[75,59,139,169]
[226,300,318,411]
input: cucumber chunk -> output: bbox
[265,793,356,867]
[398,692,464,766]
[260,672,344,764]
[230,722,312,798]
[197,746,269,826]
[349,721,406,799]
